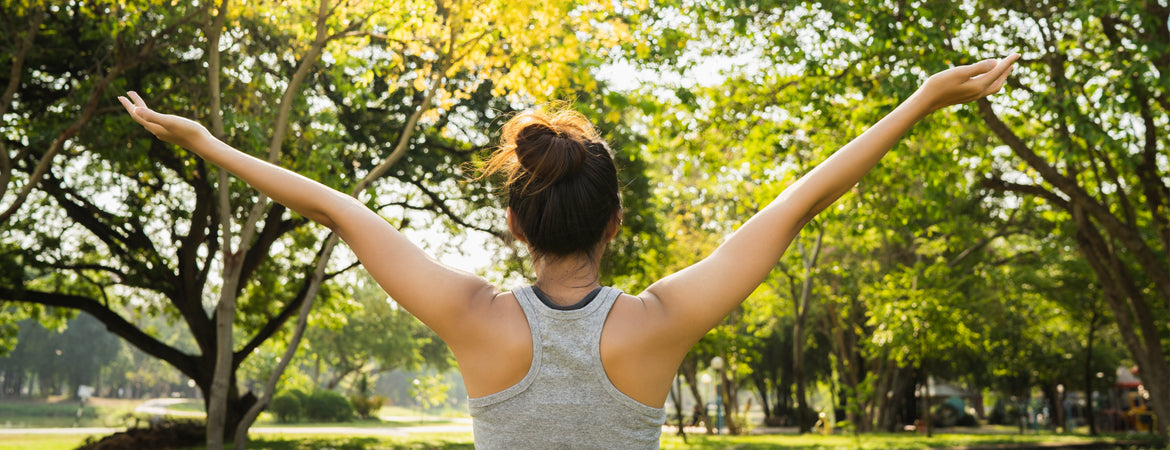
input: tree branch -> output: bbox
[976,99,1170,302]
[0,287,198,380]
[0,3,46,202]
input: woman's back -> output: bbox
[469,286,664,449]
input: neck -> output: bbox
[533,253,602,306]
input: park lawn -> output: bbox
[659,431,1149,449]
[0,398,139,428]
[0,433,105,450]
[0,430,1162,450]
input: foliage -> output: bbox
[350,394,386,420]
[268,392,302,423]
[612,0,1161,437]
[303,390,354,423]
[350,374,386,419]
[0,313,119,397]
[408,373,450,411]
[300,272,452,392]
[0,0,649,444]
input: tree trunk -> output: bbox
[1085,307,1098,436]
[979,99,1170,443]
[719,366,740,434]
[1069,205,1170,442]
[792,228,823,433]
[751,370,772,422]
[680,356,713,435]
[670,371,686,440]
[206,262,240,450]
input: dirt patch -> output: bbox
[76,420,204,450]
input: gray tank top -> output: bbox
[467,286,666,449]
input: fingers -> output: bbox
[120,91,162,123]
[118,95,149,124]
[963,59,997,77]
[117,96,135,114]
[984,65,1013,96]
[978,53,1019,95]
[128,91,147,108]
[119,92,168,136]
[986,53,1020,81]
[965,53,1019,81]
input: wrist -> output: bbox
[180,127,215,150]
[902,88,938,118]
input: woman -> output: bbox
[120,53,1018,448]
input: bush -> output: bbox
[304,390,354,422]
[270,392,302,423]
[286,388,309,405]
[351,394,387,419]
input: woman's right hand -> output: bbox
[118,91,211,149]
[917,53,1019,112]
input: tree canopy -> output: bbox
[1,0,1163,446]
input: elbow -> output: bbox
[311,193,362,231]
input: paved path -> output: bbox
[0,427,119,435]
[0,399,474,436]
[133,398,205,419]
[0,424,473,437]
[251,424,472,436]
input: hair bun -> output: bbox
[478,108,609,192]
[513,121,590,183]
[477,107,622,257]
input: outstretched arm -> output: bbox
[640,55,1020,346]
[118,93,497,337]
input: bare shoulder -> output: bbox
[605,289,716,360]
[447,289,534,399]
[449,288,528,346]
[600,291,692,407]
[605,291,677,350]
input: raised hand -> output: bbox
[919,53,1020,112]
[118,91,211,149]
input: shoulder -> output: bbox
[458,288,527,336]
[607,289,711,354]
[606,291,672,345]
[447,288,535,398]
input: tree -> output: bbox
[768,1,1170,440]
[302,271,452,391]
[1,1,638,447]
[0,312,119,398]
[620,0,1163,439]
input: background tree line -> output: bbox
[1,0,1165,447]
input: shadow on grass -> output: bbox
[239,435,474,450]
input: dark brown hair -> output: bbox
[480,109,621,257]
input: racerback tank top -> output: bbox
[467,286,666,449]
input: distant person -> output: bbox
[120,54,1018,448]
[689,403,707,428]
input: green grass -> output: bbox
[237,433,476,449]
[658,431,1160,449]
[0,399,139,428]
[0,430,1161,450]
[165,400,206,413]
[254,418,465,429]
[0,433,107,450]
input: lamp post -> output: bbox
[413,378,422,424]
[699,372,712,430]
[711,356,724,435]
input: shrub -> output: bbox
[286,388,309,405]
[269,392,302,423]
[304,390,354,422]
[351,394,387,419]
